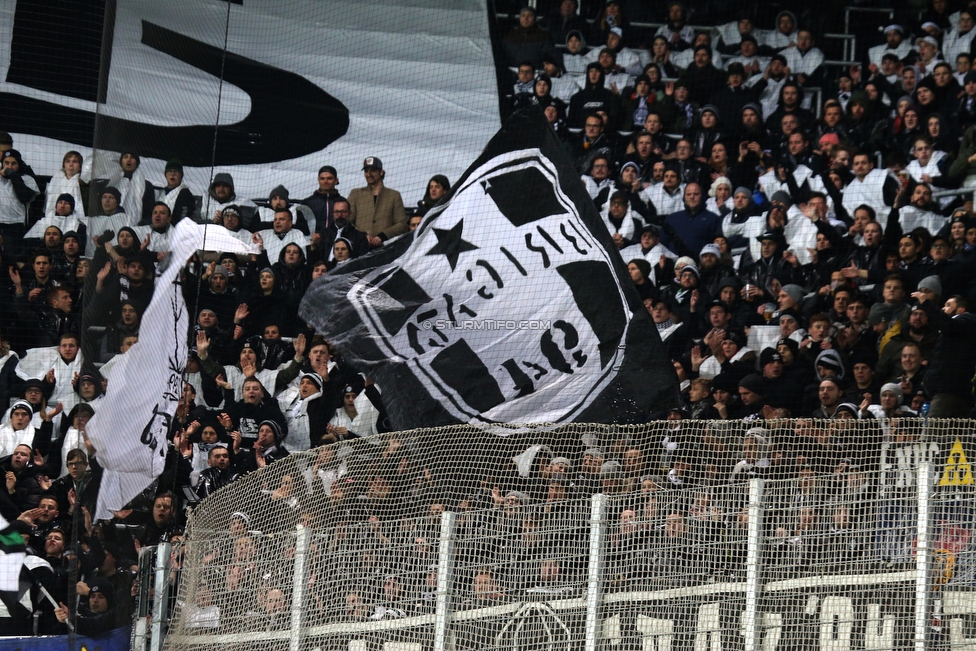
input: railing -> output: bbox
[932,186,976,203]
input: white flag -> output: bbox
[89,222,257,520]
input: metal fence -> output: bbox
[130,420,976,651]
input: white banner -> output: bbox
[1,0,500,210]
[88,222,256,520]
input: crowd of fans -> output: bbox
[0,143,434,634]
[171,416,928,630]
[502,0,976,423]
[0,0,975,637]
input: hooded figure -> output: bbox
[204,172,259,228]
[762,10,798,51]
[568,63,618,128]
[239,266,290,341]
[49,403,95,479]
[0,149,40,236]
[562,29,590,76]
[271,243,310,336]
[276,372,331,452]
[110,226,142,262]
[814,348,846,383]
[688,104,724,160]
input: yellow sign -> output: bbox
[939,438,974,486]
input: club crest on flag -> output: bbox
[302,108,681,430]
[348,150,630,425]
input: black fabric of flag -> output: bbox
[300,108,680,430]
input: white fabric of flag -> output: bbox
[5,0,499,208]
[89,222,257,520]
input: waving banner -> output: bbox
[301,109,680,429]
[1,0,499,203]
[88,223,257,520]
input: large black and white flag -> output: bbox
[88,221,258,520]
[301,109,680,429]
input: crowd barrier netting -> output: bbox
[157,419,975,651]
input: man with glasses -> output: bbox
[312,199,369,262]
[568,113,613,175]
[673,138,710,188]
[52,448,102,517]
[581,155,615,205]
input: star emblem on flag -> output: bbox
[425,220,478,270]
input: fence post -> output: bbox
[149,542,171,651]
[289,525,311,651]
[914,462,934,651]
[433,511,457,651]
[584,493,607,651]
[744,478,765,651]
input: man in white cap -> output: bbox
[868,25,913,69]
[914,35,943,77]
[717,187,761,262]
[697,242,726,296]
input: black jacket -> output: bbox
[683,63,726,105]
[313,219,370,263]
[14,296,80,348]
[234,445,290,474]
[568,68,619,128]
[303,190,346,234]
[921,302,976,399]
